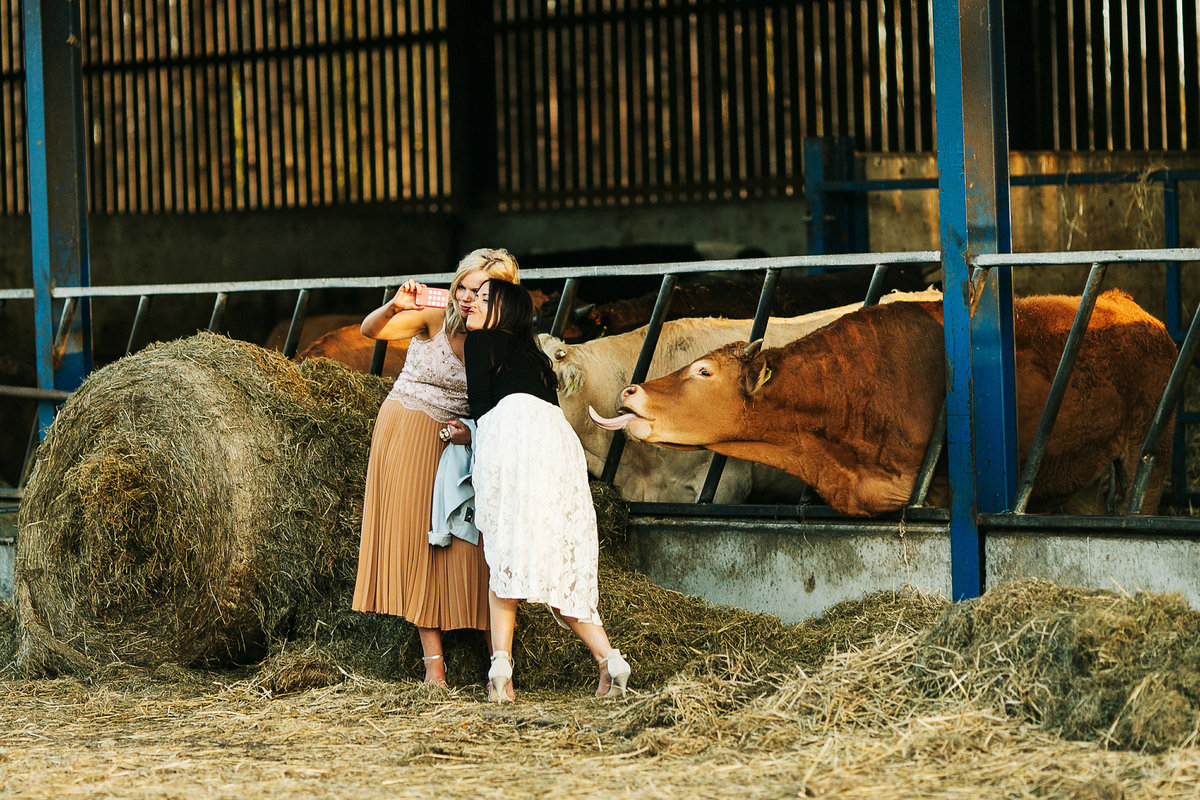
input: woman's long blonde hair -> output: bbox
[445,248,520,335]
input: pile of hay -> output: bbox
[912,579,1200,751]
[661,578,1200,754]
[16,333,389,674]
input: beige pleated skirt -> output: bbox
[351,399,489,630]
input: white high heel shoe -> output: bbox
[488,651,513,703]
[598,649,631,697]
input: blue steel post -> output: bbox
[803,138,828,256]
[23,0,93,433]
[933,0,1018,599]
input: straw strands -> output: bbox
[2,583,1200,798]
[4,334,1200,795]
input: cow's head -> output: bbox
[537,334,585,397]
[589,340,770,446]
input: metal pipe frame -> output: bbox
[207,293,229,332]
[697,267,782,503]
[23,0,93,436]
[282,289,311,359]
[933,0,1018,600]
[1127,296,1200,513]
[1011,262,1109,513]
[125,295,152,356]
[599,274,677,484]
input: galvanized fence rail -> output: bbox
[0,250,934,503]
[4,247,1200,542]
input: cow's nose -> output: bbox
[620,385,639,401]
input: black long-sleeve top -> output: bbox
[465,329,558,419]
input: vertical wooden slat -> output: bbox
[1177,0,1188,150]
[1102,0,1114,150]
[773,3,794,184]
[1118,0,1131,148]
[1155,0,1167,149]
[682,3,699,193]
[0,0,10,212]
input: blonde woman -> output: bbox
[352,248,520,686]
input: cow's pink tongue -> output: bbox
[588,406,636,431]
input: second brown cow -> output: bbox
[591,290,1177,516]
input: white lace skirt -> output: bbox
[474,393,602,624]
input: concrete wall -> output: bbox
[628,517,1200,622]
[0,507,14,603]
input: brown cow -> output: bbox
[539,265,933,340]
[591,290,1176,516]
[297,326,409,380]
[264,314,365,353]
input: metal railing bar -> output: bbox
[909,405,947,507]
[978,512,1200,536]
[599,273,678,484]
[368,287,393,377]
[976,247,1200,267]
[549,277,580,339]
[208,292,229,332]
[821,169,1200,195]
[282,289,311,359]
[0,289,34,301]
[125,295,151,356]
[1012,262,1109,514]
[627,501,951,524]
[1127,297,1200,513]
[52,298,79,371]
[862,264,891,307]
[697,267,782,503]
[0,385,72,401]
[41,253,940,301]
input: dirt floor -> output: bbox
[2,656,1198,799]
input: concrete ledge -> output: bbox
[628,515,1200,622]
[0,505,15,604]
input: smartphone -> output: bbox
[414,286,449,308]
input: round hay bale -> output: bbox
[15,333,388,674]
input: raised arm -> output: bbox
[361,279,444,341]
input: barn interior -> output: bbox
[2,1,1200,630]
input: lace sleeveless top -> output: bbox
[386,326,470,422]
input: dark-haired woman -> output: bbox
[463,278,630,701]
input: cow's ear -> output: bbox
[742,358,773,395]
[558,363,584,396]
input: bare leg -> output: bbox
[555,611,625,696]
[488,591,517,700]
[417,627,446,685]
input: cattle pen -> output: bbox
[6,0,1200,797]
[4,245,1200,618]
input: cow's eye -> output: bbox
[554,348,567,361]
[697,367,712,377]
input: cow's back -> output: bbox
[1012,289,1176,510]
[298,326,410,381]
